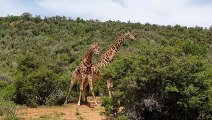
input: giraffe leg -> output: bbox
[107,79,113,98]
[64,76,77,105]
[83,81,89,103]
[78,75,86,106]
[88,74,98,105]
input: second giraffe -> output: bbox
[64,42,100,105]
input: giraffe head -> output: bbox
[125,31,135,40]
[91,42,100,54]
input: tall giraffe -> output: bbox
[97,31,135,67]
[64,42,100,105]
[86,31,135,98]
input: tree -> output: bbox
[21,12,32,20]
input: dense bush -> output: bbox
[13,53,70,106]
[104,41,212,119]
[101,97,119,115]
[0,82,17,119]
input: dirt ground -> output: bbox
[15,97,108,120]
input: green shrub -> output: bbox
[45,90,66,106]
[115,115,130,120]
[105,43,212,120]
[15,67,69,106]
[101,97,119,116]
[0,100,16,116]
[0,84,18,119]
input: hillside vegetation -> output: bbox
[0,13,212,119]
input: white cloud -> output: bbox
[125,0,212,27]
[1,0,26,16]
[35,0,130,21]
[0,0,212,27]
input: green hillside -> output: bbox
[0,13,212,119]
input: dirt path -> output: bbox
[16,98,107,120]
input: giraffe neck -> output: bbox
[82,47,94,67]
[97,34,126,68]
[111,34,126,51]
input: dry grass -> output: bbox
[16,97,106,120]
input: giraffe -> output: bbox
[85,31,135,98]
[64,42,100,105]
[97,31,135,67]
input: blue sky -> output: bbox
[1,0,212,27]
